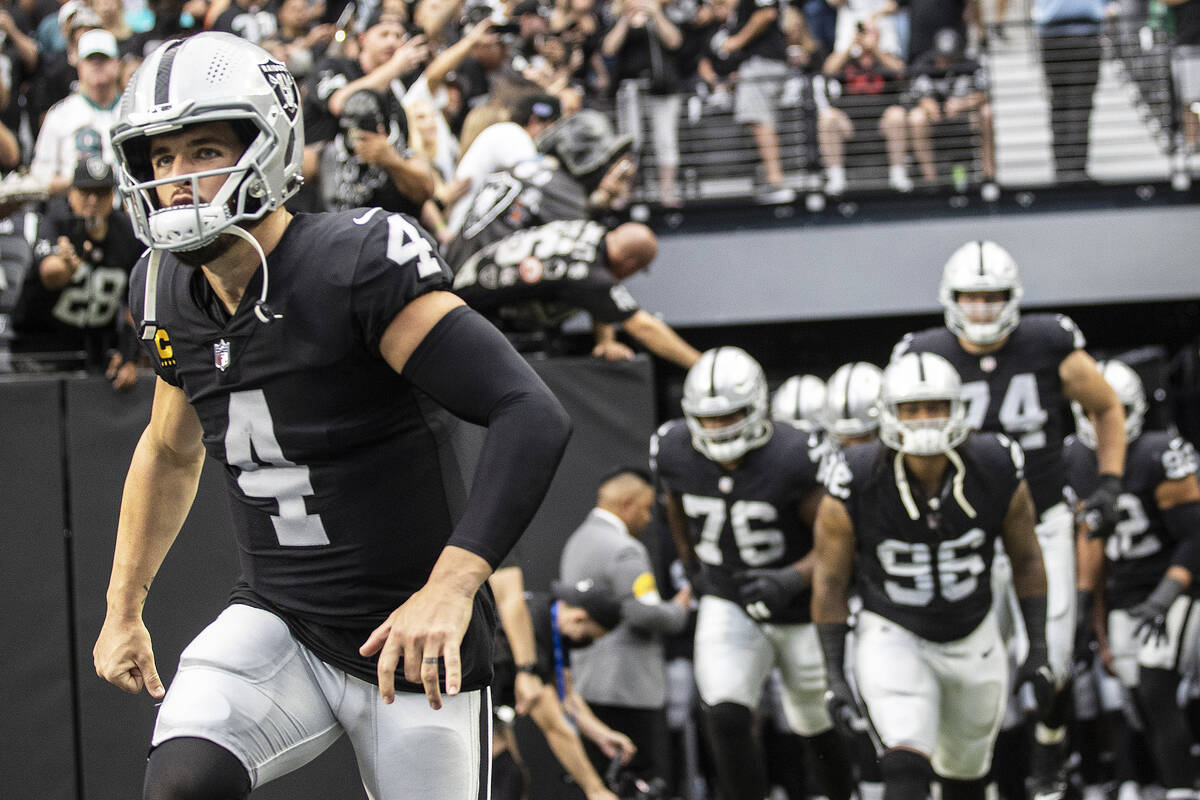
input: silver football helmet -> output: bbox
[821,362,884,446]
[939,240,1024,346]
[681,347,771,463]
[771,374,827,434]
[535,109,633,191]
[111,32,305,252]
[1071,359,1147,449]
[880,353,971,455]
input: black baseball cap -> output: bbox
[551,579,622,630]
[73,157,116,190]
[511,92,561,127]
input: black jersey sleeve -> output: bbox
[350,210,454,353]
[403,305,572,567]
[1036,313,1087,360]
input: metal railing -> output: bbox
[604,15,1193,208]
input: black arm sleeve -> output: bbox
[1162,499,1200,574]
[403,305,572,567]
[1019,595,1048,659]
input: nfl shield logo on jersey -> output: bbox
[213,339,232,371]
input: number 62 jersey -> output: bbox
[828,433,1026,642]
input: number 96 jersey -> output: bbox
[830,434,1025,642]
[651,418,821,623]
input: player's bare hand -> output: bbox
[513,670,545,715]
[360,581,475,709]
[93,615,165,698]
[591,340,635,361]
[352,130,396,167]
[596,727,636,765]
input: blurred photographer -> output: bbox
[306,7,436,212]
[318,86,436,215]
[9,158,141,389]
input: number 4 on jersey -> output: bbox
[387,214,442,279]
[226,390,329,546]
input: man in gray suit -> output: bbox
[558,468,693,787]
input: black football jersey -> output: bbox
[828,434,1024,642]
[11,203,143,368]
[651,418,821,623]
[444,157,590,270]
[452,218,639,330]
[128,208,496,691]
[1063,432,1200,609]
[894,313,1084,515]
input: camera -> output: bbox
[463,0,520,33]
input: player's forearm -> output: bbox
[1092,402,1127,477]
[532,694,609,794]
[490,568,539,666]
[106,429,205,618]
[623,310,701,368]
[405,307,571,566]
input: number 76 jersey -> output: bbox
[651,418,821,623]
[829,434,1025,642]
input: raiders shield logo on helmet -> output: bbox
[259,62,299,121]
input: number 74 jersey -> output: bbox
[828,434,1025,642]
[892,313,1084,516]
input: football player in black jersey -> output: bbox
[92,33,570,800]
[452,217,701,368]
[892,240,1127,800]
[443,109,636,271]
[1065,360,1200,800]
[813,352,1052,800]
[652,347,852,800]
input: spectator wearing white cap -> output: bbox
[30,28,121,196]
[30,2,101,126]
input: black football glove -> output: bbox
[1014,643,1056,716]
[816,622,863,738]
[1127,577,1185,647]
[737,566,808,621]
[1079,473,1122,539]
[824,674,864,740]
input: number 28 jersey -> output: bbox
[129,208,496,690]
[893,313,1084,515]
[651,419,821,623]
[828,434,1024,642]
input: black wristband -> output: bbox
[1019,595,1048,658]
[816,622,851,685]
[516,663,539,675]
[1097,473,1122,495]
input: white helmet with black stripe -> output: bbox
[880,352,971,455]
[1071,359,1147,449]
[939,240,1023,345]
[681,347,771,463]
[111,32,305,252]
[771,374,826,434]
[821,362,883,446]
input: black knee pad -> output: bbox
[702,702,767,800]
[880,749,931,800]
[941,776,987,800]
[143,737,251,800]
[705,700,754,738]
